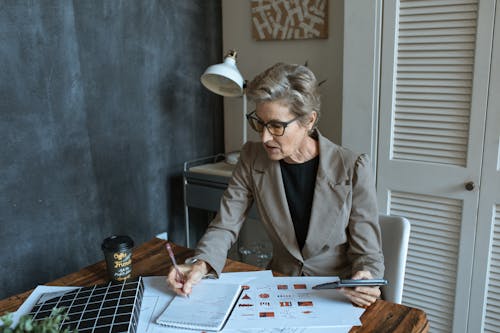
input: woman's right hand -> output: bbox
[166,260,210,296]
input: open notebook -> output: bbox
[156,280,242,331]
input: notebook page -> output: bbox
[156,281,242,331]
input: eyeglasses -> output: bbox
[246,111,301,137]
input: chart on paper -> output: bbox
[225,276,365,330]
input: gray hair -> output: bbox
[246,63,321,129]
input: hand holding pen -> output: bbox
[165,243,211,297]
[165,243,189,297]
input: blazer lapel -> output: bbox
[302,135,351,260]
[253,152,303,262]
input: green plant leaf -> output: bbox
[0,308,76,333]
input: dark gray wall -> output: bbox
[0,0,223,299]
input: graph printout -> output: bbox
[224,276,365,331]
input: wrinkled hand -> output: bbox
[166,260,210,296]
[339,270,381,308]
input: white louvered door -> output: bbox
[469,1,500,331]
[377,0,497,332]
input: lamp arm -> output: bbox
[242,93,247,145]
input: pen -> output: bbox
[312,279,388,289]
[165,243,189,297]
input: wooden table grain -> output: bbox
[0,238,429,332]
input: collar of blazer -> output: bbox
[250,130,354,261]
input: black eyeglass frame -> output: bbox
[245,111,301,137]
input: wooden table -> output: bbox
[0,238,429,332]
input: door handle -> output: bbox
[465,181,475,191]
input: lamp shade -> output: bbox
[200,52,244,97]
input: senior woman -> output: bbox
[167,63,384,307]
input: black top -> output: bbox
[280,156,319,250]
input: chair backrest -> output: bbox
[379,214,411,304]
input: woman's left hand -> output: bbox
[338,270,381,308]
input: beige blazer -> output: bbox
[193,131,384,279]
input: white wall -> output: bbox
[222,0,344,153]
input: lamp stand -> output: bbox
[225,93,247,165]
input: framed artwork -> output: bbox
[251,0,328,41]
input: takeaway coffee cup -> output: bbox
[101,235,134,282]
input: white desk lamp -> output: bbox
[200,50,247,165]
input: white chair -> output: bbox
[379,214,411,304]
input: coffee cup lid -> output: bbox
[101,235,134,251]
